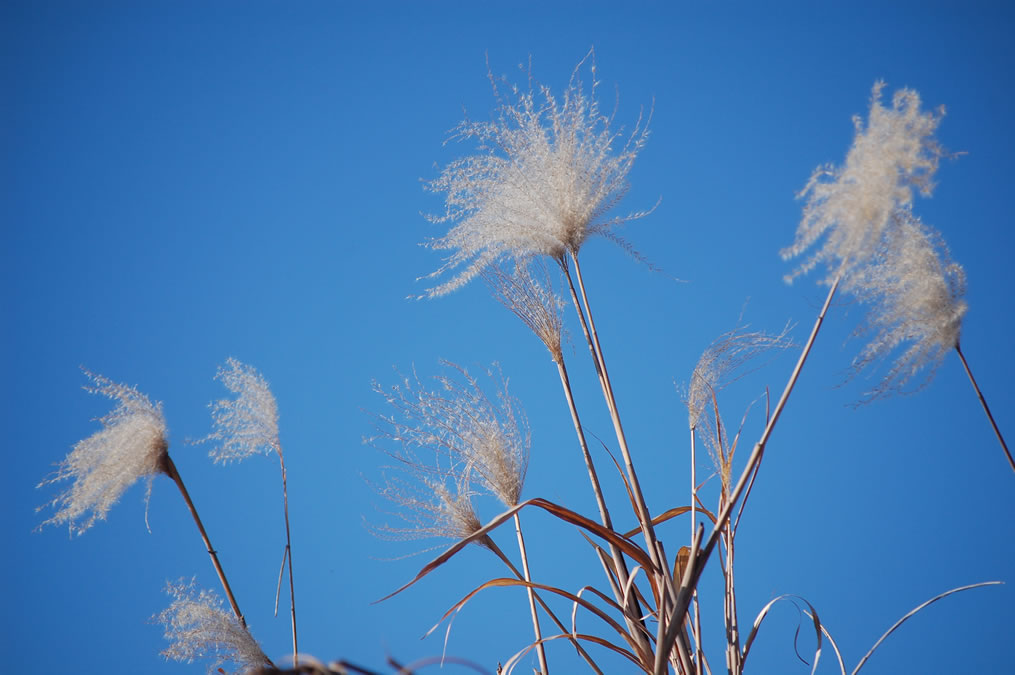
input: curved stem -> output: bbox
[162,454,246,628]
[954,343,1014,473]
[277,451,299,664]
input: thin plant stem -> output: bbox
[693,594,704,675]
[554,360,616,551]
[563,253,665,582]
[689,429,697,557]
[554,357,652,656]
[485,539,605,675]
[954,342,1014,472]
[277,452,299,664]
[161,454,246,628]
[733,390,771,534]
[715,426,742,675]
[661,275,842,672]
[513,512,549,675]
[689,428,704,675]
[723,524,741,675]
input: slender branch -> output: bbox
[277,451,299,664]
[723,524,741,675]
[563,253,665,582]
[954,343,1014,473]
[513,512,549,674]
[690,428,703,675]
[554,360,616,548]
[733,388,771,533]
[716,428,742,674]
[162,454,246,628]
[554,357,652,657]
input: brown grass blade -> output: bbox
[621,505,718,539]
[674,546,690,584]
[802,609,846,675]
[741,594,824,675]
[376,498,653,603]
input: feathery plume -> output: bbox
[370,462,484,545]
[204,358,281,462]
[157,579,271,674]
[686,324,793,431]
[483,257,565,362]
[849,209,967,398]
[38,370,169,535]
[370,362,529,513]
[686,324,792,485]
[782,82,944,283]
[422,50,651,296]
[367,367,486,547]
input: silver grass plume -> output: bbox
[849,209,967,399]
[782,82,944,283]
[157,579,271,674]
[369,362,529,544]
[687,324,793,432]
[422,50,651,297]
[370,460,484,546]
[367,366,486,547]
[483,257,565,363]
[431,362,530,508]
[204,358,281,462]
[686,325,792,483]
[38,370,169,535]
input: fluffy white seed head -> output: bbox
[849,209,967,399]
[783,82,944,283]
[422,51,651,297]
[204,358,280,463]
[38,371,169,535]
[370,362,529,515]
[157,579,270,675]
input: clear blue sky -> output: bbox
[4,2,1013,673]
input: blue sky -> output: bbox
[4,2,1014,673]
